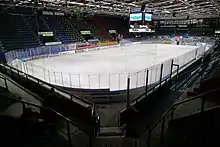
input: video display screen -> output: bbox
[129,11,155,33]
[130,13,142,21]
[144,13,152,21]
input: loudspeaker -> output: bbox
[141,4,145,11]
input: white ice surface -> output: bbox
[23,44,198,90]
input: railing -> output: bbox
[4,42,207,91]
[138,57,220,147]
[0,75,8,89]
[0,63,95,110]
[128,42,218,106]
[116,42,219,147]
[0,74,96,147]
[144,87,220,147]
[129,55,200,106]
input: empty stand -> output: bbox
[0,13,40,50]
[0,8,130,50]
[56,16,85,42]
[42,15,82,44]
[98,16,130,38]
[69,17,98,41]
[88,17,113,41]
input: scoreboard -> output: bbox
[129,9,155,33]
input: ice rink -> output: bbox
[22,44,200,90]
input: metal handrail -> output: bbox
[0,74,97,147]
[148,87,220,133]
[1,63,94,108]
[0,75,8,89]
[174,87,220,107]
[142,86,220,147]
[0,74,96,133]
[129,59,200,104]
[130,48,218,105]
[2,93,95,135]
[140,59,220,133]
[143,59,220,147]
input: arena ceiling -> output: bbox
[0,0,219,19]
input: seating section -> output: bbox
[37,16,50,32]
[87,17,114,41]
[10,15,41,49]
[96,16,130,38]
[157,28,175,35]
[0,8,130,51]
[42,15,84,44]
[70,17,100,41]
[87,16,131,41]
[56,16,85,42]
[0,41,4,51]
[0,13,40,51]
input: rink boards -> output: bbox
[13,43,206,91]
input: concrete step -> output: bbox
[98,127,124,137]
[187,91,199,97]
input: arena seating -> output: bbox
[0,7,131,50]
[10,15,40,48]
[190,28,213,36]
[69,17,99,41]
[157,28,174,35]
[0,41,4,51]
[0,13,40,51]
[56,16,85,42]
[42,15,85,44]
[42,15,73,44]
[87,17,114,41]
[97,16,130,38]
[38,16,51,32]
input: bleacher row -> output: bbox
[0,7,130,51]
